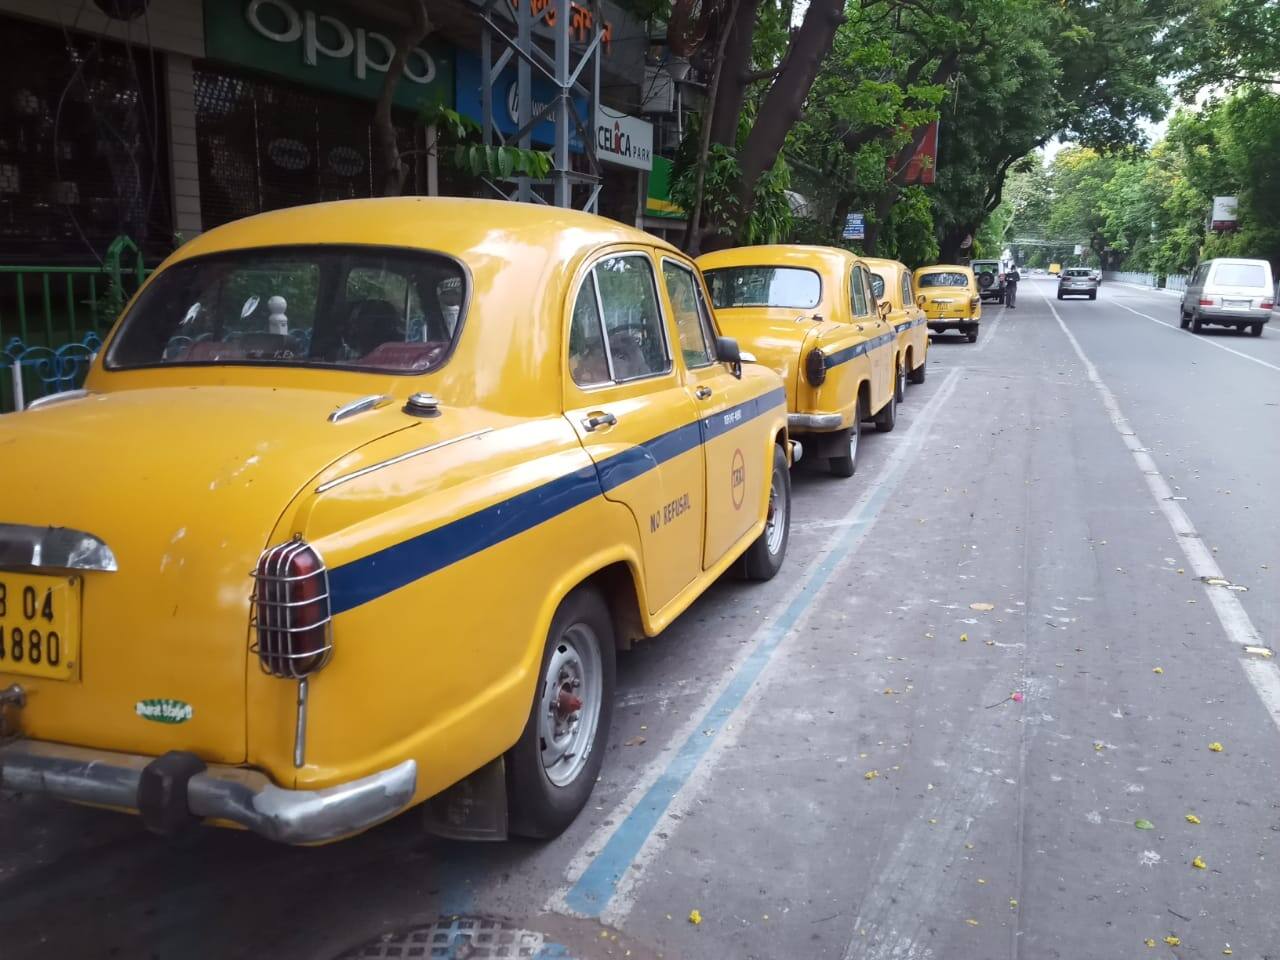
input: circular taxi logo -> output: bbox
[731,449,746,510]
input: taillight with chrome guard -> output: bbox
[251,538,333,678]
[805,347,827,386]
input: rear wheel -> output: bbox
[1249,323,1264,337]
[875,381,897,432]
[1088,292,1097,300]
[1056,292,1064,300]
[966,326,979,343]
[741,444,791,580]
[1191,314,1203,333]
[908,353,926,384]
[894,358,907,403]
[1179,308,1190,329]
[507,587,615,839]
[829,399,862,478]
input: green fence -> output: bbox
[1,236,152,412]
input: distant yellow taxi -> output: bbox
[0,197,792,844]
[864,257,929,391]
[697,245,898,478]
[914,264,982,342]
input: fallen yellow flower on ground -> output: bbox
[864,770,879,780]
[1209,742,1224,752]
[1186,814,1201,824]
[1165,936,1181,946]
[1153,667,1164,674]
[1144,939,1156,948]
[1192,856,1207,869]
[688,909,702,925]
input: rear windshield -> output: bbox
[917,272,969,288]
[971,261,999,271]
[1064,269,1093,277]
[1212,263,1268,287]
[107,246,467,373]
[870,272,887,299]
[704,267,821,309]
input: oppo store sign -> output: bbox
[206,0,454,109]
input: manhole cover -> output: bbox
[338,916,575,960]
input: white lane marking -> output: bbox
[548,368,964,924]
[970,307,1004,352]
[1109,299,1280,373]
[1040,286,1279,734]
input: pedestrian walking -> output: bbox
[1004,264,1020,308]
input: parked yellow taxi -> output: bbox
[0,197,792,844]
[914,265,982,342]
[864,257,929,392]
[696,245,898,478]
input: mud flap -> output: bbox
[421,756,509,841]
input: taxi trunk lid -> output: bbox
[0,386,410,763]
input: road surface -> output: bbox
[3,276,1278,960]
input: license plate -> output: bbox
[1225,299,1250,309]
[0,572,81,681]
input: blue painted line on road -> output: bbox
[562,372,957,917]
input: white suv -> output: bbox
[1181,258,1273,336]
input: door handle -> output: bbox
[581,412,617,431]
[695,386,713,399]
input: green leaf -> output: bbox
[498,146,516,179]
[1134,819,1155,830]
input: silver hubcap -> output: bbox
[765,465,787,555]
[539,626,602,787]
[899,365,906,397]
[849,421,860,463]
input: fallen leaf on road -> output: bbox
[1094,742,1104,751]
[624,736,646,746]
[984,639,995,646]
[1186,814,1201,824]
[1145,939,1156,948]
[965,919,979,927]
[1153,667,1164,674]
[688,909,702,925]
[1209,742,1224,752]
[1135,819,1155,830]
[1009,899,1018,908]
[1224,947,1233,955]
[960,633,969,642]
[970,602,994,611]
[864,770,879,780]
[883,688,898,695]
[1165,936,1181,946]
[1244,645,1274,658]
[1192,856,1207,869]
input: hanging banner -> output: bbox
[1211,196,1239,232]
[894,120,939,185]
[842,212,866,241]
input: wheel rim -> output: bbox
[765,464,787,555]
[849,418,860,464]
[539,625,603,787]
[898,364,906,398]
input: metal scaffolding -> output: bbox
[470,0,605,210]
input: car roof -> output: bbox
[165,197,679,267]
[697,244,859,272]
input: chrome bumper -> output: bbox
[0,739,417,844]
[788,412,844,431]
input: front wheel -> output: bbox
[1179,308,1190,330]
[741,444,791,580]
[1057,292,1064,300]
[507,587,616,839]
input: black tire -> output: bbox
[1191,314,1203,333]
[909,352,926,384]
[828,395,862,477]
[1088,292,1097,300]
[1179,308,1190,330]
[1250,323,1264,337]
[1057,292,1064,300]
[966,326,979,343]
[874,380,897,432]
[894,357,906,403]
[507,587,616,839]
[741,444,791,580]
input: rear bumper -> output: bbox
[0,739,417,844]
[788,412,845,431]
[927,319,978,331]
[1058,286,1097,295]
[1197,307,1269,323]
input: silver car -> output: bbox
[1180,258,1273,336]
[1057,268,1098,300]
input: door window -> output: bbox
[851,266,870,317]
[661,260,716,368]
[568,276,611,387]
[901,271,913,308]
[593,254,671,381]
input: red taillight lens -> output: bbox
[1199,298,1215,306]
[1261,300,1274,310]
[805,347,827,386]
[251,539,332,678]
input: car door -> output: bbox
[563,249,706,614]
[851,263,893,409]
[656,254,765,568]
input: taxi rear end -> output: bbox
[914,266,981,342]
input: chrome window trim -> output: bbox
[25,389,90,412]
[0,523,117,572]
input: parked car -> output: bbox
[1057,267,1099,300]
[698,245,898,478]
[1048,263,1062,276]
[1180,258,1273,336]
[914,264,982,342]
[864,256,930,389]
[969,259,1006,303]
[0,197,793,844]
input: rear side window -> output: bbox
[568,253,671,386]
[901,272,913,307]
[661,260,716,368]
[851,266,870,317]
[1212,263,1268,287]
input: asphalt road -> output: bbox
[3,276,1278,960]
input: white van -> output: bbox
[1180,258,1274,336]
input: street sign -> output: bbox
[842,212,866,241]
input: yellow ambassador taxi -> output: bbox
[914,264,982,342]
[864,257,930,391]
[0,197,792,845]
[696,245,898,478]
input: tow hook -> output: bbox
[0,685,25,710]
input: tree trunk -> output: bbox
[939,225,974,264]
[733,0,846,227]
[374,0,431,197]
[683,0,745,255]
[706,2,762,151]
